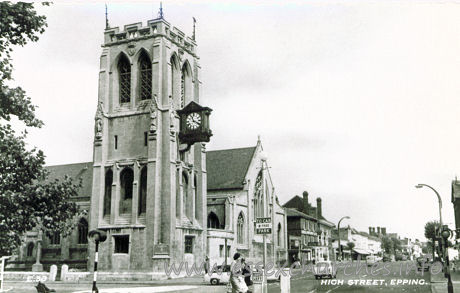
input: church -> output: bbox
[13,12,288,275]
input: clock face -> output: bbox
[186,112,201,130]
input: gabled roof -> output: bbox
[285,208,317,221]
[206,146,256,191]
[282,195,324,220]
[283,195,304,211]
[45,162,93,197]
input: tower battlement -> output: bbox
[103,18,196,55]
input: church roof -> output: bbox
[206,146,256,191]
[45,162,93,197]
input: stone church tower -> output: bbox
[89,15,207,272]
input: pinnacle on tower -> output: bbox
[158,2,164,19]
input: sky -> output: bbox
[9,0,460,241]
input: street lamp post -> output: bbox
[441,226,454,293]
[88,230,107,293]
[337,216,350,261]
[415,183,453,293]
[260,151,268,293]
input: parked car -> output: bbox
[313,261,337,279]
[204,265,231,285]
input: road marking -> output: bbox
[307,289,316,293]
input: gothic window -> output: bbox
[138,52,152,100]
[277,223,282,247]
[118,54,131,104]
[77,218,88,244]
[207,212,220,229]
[253,171,263,219]
[181,62,192,108]
[49,231,60,245]
[182,172,189,218]
[119,168,134,214]
[138,166,147,215]
[103,169,113,217]
[237,212,245,244]
[26,242,34,257]
[170,55,179,105]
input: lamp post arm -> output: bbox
[418,184,443,226]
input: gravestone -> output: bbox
[49,265,57,281]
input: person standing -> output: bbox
[230,253,248,293]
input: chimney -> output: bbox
[369,227,373,235]
[381,227,386,235]
[316,197,322,218]
[302,191,309,214]
[377,227,381,235]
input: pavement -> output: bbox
[430,266,460,293]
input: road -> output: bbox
[3,261,435,293]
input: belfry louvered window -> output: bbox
[180,71,185,108]
[118,55,131,103]
[139,53,152,100]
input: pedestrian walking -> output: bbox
[230,253,248,293]
[241,258,253,293]
[204,255,210,274]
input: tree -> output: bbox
[391,237,402,252]
[0,2,80,256]
[424,221,440,260]
[346,242,355,251]
[425,221,440,241]
[381,236,393,254]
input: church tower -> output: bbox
[89,12,207,272]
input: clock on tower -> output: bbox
[177,101,212,148]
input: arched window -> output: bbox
[119,168,134,214]
[170,55,179,105]
[78,218,88,244]
[138,52,152,100]
[181,62,192,108]
[182,172,189,218]
[207,212,220,229]
[254,171,263,219]
[138,166,147,215]
[118,54,131,104]
[26,242,34,257]
[237,212,245,244]
[103,169,113,217]
[277,223,282,247]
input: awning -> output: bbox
[353,248,371,255]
